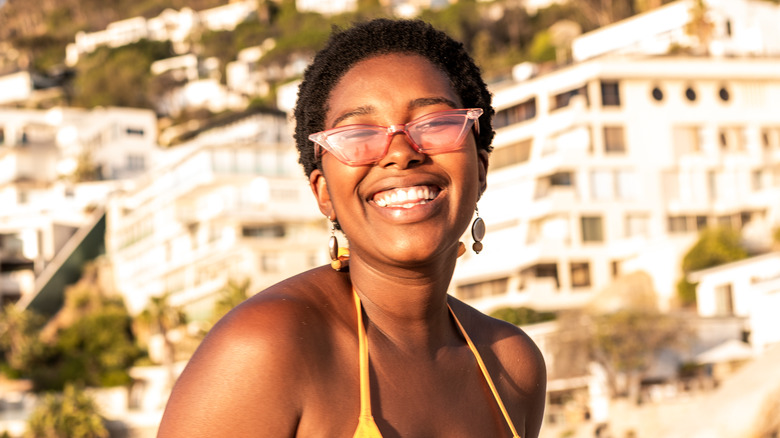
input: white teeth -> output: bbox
[373,186,438,207]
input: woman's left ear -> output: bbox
[477,149,489,197]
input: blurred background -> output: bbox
[1,0,780,437]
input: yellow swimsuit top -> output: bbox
[352,289,521,438]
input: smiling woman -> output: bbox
[158,19,546,438]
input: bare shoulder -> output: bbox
[158,267,351,437]
[448,298,547,437]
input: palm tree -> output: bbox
[136,292,186,391]
[211,278,252,323]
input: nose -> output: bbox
[378,129,425,169]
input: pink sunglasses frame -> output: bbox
[309,108,483,166]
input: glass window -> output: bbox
[625,213,649,238]
[581,216,604,242]
[672,126,701,156]
[534,263,560,289]
[491,139,532,170]
[719,126,746,152]
[494,98,537,129]
[603,126,626,153]
[242,224,285,238]
[601,81,621,106]
[667,216,689,233]
[591,170,613,200]
[457,277,509,300]
[570,262,591,288]
[714,284,734,316]
[553,86,589,110]
[615,170,638,199]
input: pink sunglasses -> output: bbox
[309,108,483,166]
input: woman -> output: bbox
[158,19,546,438]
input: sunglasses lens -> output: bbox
[409,114,472,152]
[326,128,387,164]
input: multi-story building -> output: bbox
[0,106,159,309]
[453,0,780,313]
[105,110,326,317]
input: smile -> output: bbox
[372,185,440,208]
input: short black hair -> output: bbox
[293,18,494,177]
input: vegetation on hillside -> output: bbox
[0,263,141,392]
[0,0,680,112]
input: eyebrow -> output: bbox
[328,97,460,128]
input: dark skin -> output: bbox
[157,53,547,438]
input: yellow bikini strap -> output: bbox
[447,303,521,438]
[353,288,372,418]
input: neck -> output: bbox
[347,243,461,354]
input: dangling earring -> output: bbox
[328,216,349,271]
[471,207,485,254]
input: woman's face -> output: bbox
[310,53,488,268]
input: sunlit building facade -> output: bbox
[105,111,327,318]
[454,3,780,312]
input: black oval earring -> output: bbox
[471,207,485,254]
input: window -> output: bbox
[761,127,780,150]
[696,215,709,230]
[127,154,145,171]
[714,284,734,316]
[581,216,604,242]
[536,172,574,198]
[651,86,664,102]
[261,253,281,273]
[553,86,589,110]
[672,126,702,156]
[753,170,765,191]
[718,87,730,102]
[494,98,537,128]
[685,86,697,102]
[491,139,532,170]
[570,262,591,288]
[591,170,613,200]
[242,224,285,238]
[600,81,620,106]
[126,127,145,136]
[0,127,4,145]
[533,263,560,289]
[615,170,638,199]
[625,213,649,238]
[667,215,689,233]
[719,126,746,152]
[603,126,626,153]
[457,277,509,300]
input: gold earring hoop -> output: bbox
[471,207,485,254]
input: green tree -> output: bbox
[489,306,556,326]
[211,278,252,324]
[72,40,173,109]
[677,227,749,307]
[0,304,47,378]
[22,262,142,391]
[25,383,108,438]
[136,292,186,390]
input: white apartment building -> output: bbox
[106,111,326,318]
[0,107,159,306]
[454,56,780,313]
[572,0,780,62]
[688,252,780,353]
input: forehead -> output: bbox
[325,53,461,123]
